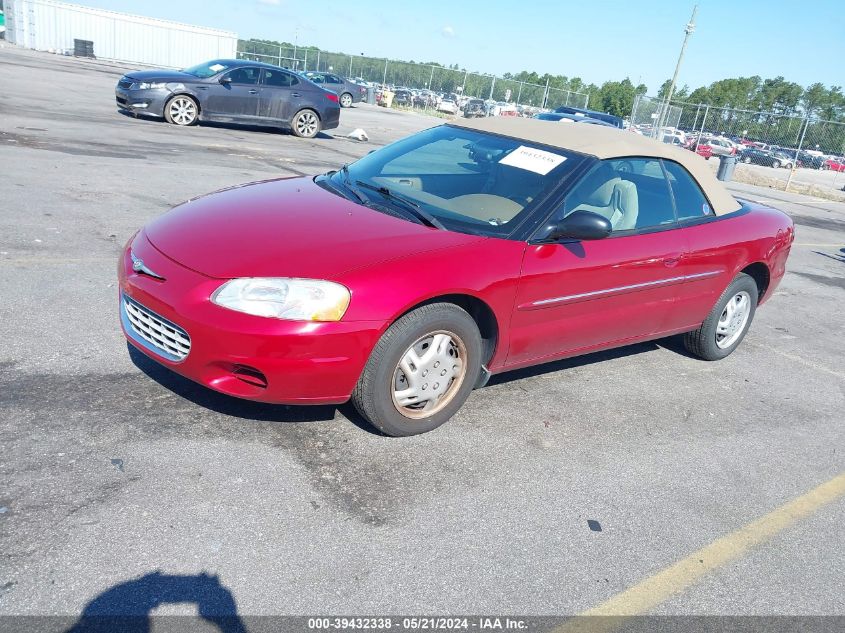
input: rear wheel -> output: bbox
[339,92,353,108]
[684,273,758,361]
[291,109,321,138]
[352,303,482,437]
[772,160,781,169]
[164,95,199,126]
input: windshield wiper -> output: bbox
[333,164,370,205]
[354,180,446,230]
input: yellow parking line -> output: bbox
[555,472,845,632]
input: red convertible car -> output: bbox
[119,118,794,436]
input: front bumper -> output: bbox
[118,233,386,404]
[115,87,170,116]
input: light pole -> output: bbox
[656,5,697,137]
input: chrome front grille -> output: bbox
[122,295,191,361]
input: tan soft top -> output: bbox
[448,117,742,216]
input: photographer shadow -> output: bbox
[65,571,248,633]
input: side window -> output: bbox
[226,67,260,85]
[263,69,299,87]
[663,161,714,220]
[326,74,343,84]
[554,158,675,233]
[307,73,326,84]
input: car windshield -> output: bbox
[181,61,233,78]
[327,125,580,237]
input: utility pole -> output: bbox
[489,75,496,100]
[383,59,388,86]
[656,5,697,137]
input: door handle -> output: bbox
[248,89,259,94]
[291,93,301,98]
[663,254,683,267]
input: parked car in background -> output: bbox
[701,137,737,157]
[115,59,340,138]
[393,89,412,106]
[553,106,624,128]
[463,98,486,118]
[822,157,845,172]
[739,147,785,168]
[693,144,713,159]
[795,151,825,169]
[120,118,793,437]
[300,71,366,108]
[771,151,795,169]
[535,112,618,127]
[437,99,459,115]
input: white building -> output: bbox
[3,0,238,68]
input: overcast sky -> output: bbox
[78,0,844,93]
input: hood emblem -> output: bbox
[131,251,165,280]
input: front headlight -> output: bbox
[211,278,351,322]
[136,81,167,90]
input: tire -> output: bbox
[821,164,830,171]
[742,156,751,164]
[683,273,758,361]
[339,92,353,108]
[772,160,780,169]
[352,303,482,437]
[291,109,321,138]
[164,95,199,126]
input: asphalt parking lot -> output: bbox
[1,46,844,625]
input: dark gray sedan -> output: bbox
[300,71,367,108]
[115,59,341,138]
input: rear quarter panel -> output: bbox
[677,202,793,328]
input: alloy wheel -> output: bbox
[295,111,319,137]
[168,97,197,125]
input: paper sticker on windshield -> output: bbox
[500,146,566,175]
[209,63,226,72]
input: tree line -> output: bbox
[239,38,843,126]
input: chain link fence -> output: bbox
[237,40,588,114]
[630,95,845,199]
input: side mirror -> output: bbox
[547,211,612,241]
[219,76,232,85]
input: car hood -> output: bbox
[125,69,198,82]
[144,176,485,280]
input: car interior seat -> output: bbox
[569,165,639,230]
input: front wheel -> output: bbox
[352,303,482,436]
[772,160,781,169]
[683,273,758,361]
[742,156,751,164]
[291,109,321,138]
[339,92,353,108]
[164,95,199,126]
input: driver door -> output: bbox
[507,158,690,366]
[203,66,261,121]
